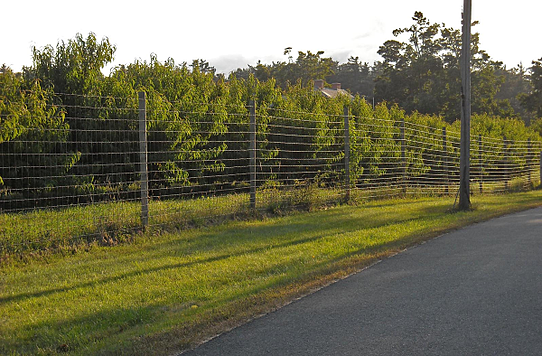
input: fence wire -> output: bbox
[1,92,541,254]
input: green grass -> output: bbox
[1,176,537,258]
[0,184,344,257]
[2,191,542,355]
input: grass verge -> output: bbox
[1,191,542,355]
[0,184,344,259]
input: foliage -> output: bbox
[496,64,534,124]
[0,66,78,207]
[520,58,542,119]
[247,49,336,88]
[374,12,514,122]
[327,56,376,101]
[25,32,115,95]
[1,32,542,211]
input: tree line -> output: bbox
[233,12,542,125]
[1,12,542,210]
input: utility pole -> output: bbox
[459,0,472,210]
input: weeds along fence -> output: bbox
[1,91,541,255]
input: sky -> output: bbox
[2,0,541,75]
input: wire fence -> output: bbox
[1,92,541,254]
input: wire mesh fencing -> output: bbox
[1,92,541,255]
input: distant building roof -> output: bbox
[314,79,353,99]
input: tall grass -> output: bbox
[0,183,344,258]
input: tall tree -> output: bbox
[246,49,336,88]
[22,34,119,201]
[25,32,116,95]
[374,11,514,122]
[327,56,376,99]
[519,58,542,119]
[496,64,533,124]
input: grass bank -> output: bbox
[2,191,542,355]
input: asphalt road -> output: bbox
[183,207,542,355]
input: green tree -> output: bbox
[19,33,132,205]
[0,66,79,209]
[190,59,216,75]
[375,11,514,121]
[496,64,534,124]
[520,58,542,119]
[248,49,336,88]
[327,56,376,99]
[25,32,115,95]
[375,12,449,117]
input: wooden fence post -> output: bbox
[527,139,532,187]
[138,92,149,228]
[443,127,448,194]
[504,138,509,191]
[344,106,350,202]
[478,134,483,194]
[400,119,406,194]
[249,100,257,210]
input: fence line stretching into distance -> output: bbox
[1,92,541,254]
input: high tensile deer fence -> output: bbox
[1,92,541,255]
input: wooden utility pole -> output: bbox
[459,0,472,210]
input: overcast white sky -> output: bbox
[2,0,540,75]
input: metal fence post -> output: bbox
[540,151,542,188]
[138,92,149,228]
[249,100,257,210]
[344,106,351,201]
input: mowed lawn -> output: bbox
[2,191,542,355]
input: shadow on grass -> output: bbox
[5,226,434,356]
[5,192,542,355]
[2,302,162,355]
[1,233,325,304]
[2,199,452,305]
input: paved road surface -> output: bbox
[183,207,542,355]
